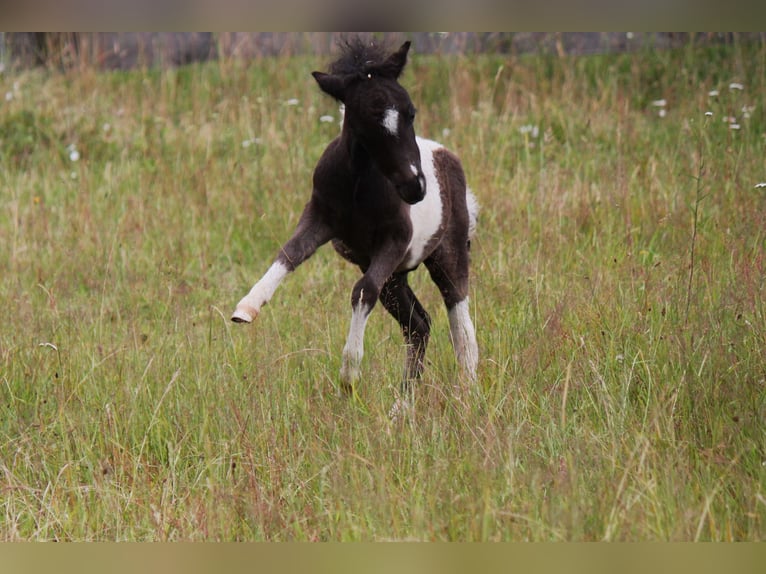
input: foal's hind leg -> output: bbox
[425,247,479,383]
[379,273,432,388]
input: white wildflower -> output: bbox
[651,99,667,107]
[285,98,299,106]
[319,115,334,123]
[729,123,741,130]
[754,182,766,189]
[242,137,262,148]
[66,144,80,162]
[519,124,539,138]
[705,111,713,117]
[729,82,744,91]
[742,105,755,119]
[708,89,719,97]
[442,128,451,138]
[5,91,12,101]
[658,109,667,118]
[626,32,634,40]
[102,122,111,133]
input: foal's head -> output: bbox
[312,39,426,204]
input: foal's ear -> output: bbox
[372,40,411,79]
[312,71,346,102]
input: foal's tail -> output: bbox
[466,187,479,241]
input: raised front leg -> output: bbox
[232,201,332,323]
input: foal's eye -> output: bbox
[406,107,417,124]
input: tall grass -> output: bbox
[1,40,764,540]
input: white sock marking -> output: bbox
[382,108,399,136]
[233,261,290,321]
[448,298,478,382]
[340,300,370,385]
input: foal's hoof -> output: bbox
[231,304,258,323]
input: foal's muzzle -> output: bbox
[397,172,427,205]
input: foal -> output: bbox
[232,39,479,401]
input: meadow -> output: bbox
[1,38,764,541]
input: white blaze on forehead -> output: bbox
[382,108,399,136]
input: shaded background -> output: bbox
[2,32,762,70]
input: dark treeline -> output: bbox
[2,32,762,71]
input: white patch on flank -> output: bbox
[382,108,399,136]
[340,300,370,385]
[448,298,479,382]
[233,261,290,321]
[402,137,444,269]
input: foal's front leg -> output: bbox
[339,244,407,389]
[232,202,332,323]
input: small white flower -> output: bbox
[729,123,741,130]
[102,122,111,133]
[519,124,539,138]
[754,182,766,189]
[442,128,451,138]
[705,111,713,117]
[319,115,334,123]
[242,137,262,148]
[729,82,744,91]
[651,99,667,107]
[742,105,755,119]
[285,98,299,106]
[708,90,719,97]
[5,91,12,101]
[70,171,77,179]
[626,32,634,40]
[69,149,80,162]
[658,109,667,118]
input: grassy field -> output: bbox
[1,38,765,541]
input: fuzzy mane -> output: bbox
[328,36,398,78]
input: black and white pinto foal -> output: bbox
[232,39,479,402]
